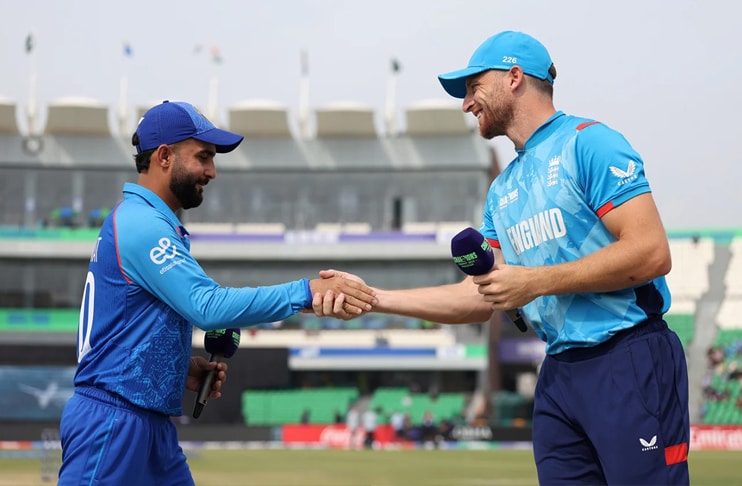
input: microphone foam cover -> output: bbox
[451,227,495,276]
[204,328,241,358]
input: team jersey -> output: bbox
[480,112,671,355]
[74,183,312,415]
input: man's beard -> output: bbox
[479,91,513,140]
[170,160,204,210]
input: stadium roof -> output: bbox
[45,97,110,136]
[405,99,473,136]
[0,98,491,170]
[0,100,19,134]
[229,99,292,138]
[315,102,377,138]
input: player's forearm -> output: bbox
[372,279,493,324]
[188,280,310,330]
[531,236,670,297]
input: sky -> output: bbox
[0,0,740,231]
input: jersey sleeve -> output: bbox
[574,123,652,218]
[114,206,310,330]
[479,180,500,248]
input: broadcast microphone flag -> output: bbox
[450,227,528,332]
[193,328,241,419]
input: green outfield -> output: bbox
[0,449,740,485]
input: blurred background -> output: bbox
[0,0,740,464]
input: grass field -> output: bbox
[0,449,739,485]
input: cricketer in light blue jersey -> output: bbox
[315,31,690,485]
[437,31,690,485]
[59,101,375,486]
[480,112,672,355]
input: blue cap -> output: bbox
[135,100,244,154]
[438,31,554,99]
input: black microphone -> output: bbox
[451,227,528,333]
[193,328,241,419]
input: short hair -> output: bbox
[131,131,154,173]
[528,63,557,98]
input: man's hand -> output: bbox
[308,269,376,320]
[471,263,537,311]
[186,356,227,399]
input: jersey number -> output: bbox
[77,271,95,362]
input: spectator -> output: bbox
[390,410,406,441]
[345,405,361,449]
[420,410,438,446]
[361,407,379,449]
[707,346,725,369]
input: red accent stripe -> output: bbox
[576,121,601,131]
[596,201,614,218]
[486,238,500,249]
[664,443,688,466]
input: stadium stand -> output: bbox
[3,95,740,444]
[702,328,742,424]
[405,99,473,137]
[229,99,293,138]
[315,102,377,138]
[368,387,467,425]
[662,237,717,348]
[0,98,19,134]
[45,97,110,136]
[723,238,742,297]
[665,237,715,310]
[242,388,359,425]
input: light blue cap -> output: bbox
[438,31,554,99]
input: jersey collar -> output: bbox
[517,110,566,154]
[122,182,185,231]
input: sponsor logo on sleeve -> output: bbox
[149,237,186,274]
[609,160,639,186]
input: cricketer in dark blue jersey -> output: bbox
[315,32,689,485]
[58,101,376,486]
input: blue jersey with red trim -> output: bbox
[74,183,312,415]
[480,112,671,354]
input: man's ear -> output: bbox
[508,65,526,90]
[153,144,172,168]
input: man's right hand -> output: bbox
[309,269,375,320]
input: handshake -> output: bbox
[306,227,528,333]
[306,270,376,320]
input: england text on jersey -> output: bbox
[506,208,567,255]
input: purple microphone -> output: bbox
[451,227,527,332]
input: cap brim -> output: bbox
[193,127,245,153]
[437,66,490,99]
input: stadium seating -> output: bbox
[724,238,742,297]
[701,329,742,424]
[665,313,695,349]
[492,390,533,426]
[665,238,715,303]
[3,95,742,432]
[0,99,19,133]
[242,388,359,425]
[368,387,467,424]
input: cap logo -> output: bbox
[502,56,517,64]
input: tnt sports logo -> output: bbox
[640,435,658,452]
[609,160,639,186]
[150,237,178,264]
